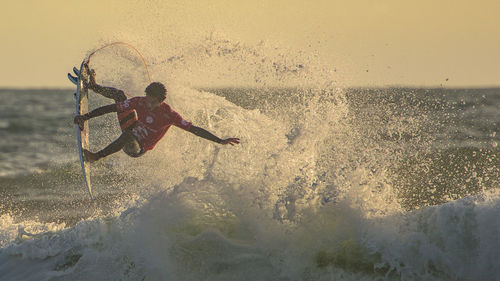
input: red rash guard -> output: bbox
[116,97,192,151]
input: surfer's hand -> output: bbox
[74,115,86,130]
[220,138,240,146]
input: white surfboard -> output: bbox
[68,61,93,200]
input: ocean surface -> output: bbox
[0,85,498,281]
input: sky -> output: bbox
[1,0,499,88]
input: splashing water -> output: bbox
[0,36,498,280]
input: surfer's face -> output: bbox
[145,94,162,110]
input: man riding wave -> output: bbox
[74,66,240,163]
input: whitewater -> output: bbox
[0,38,498,281]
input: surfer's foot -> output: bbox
[83,149,99,163]
[83,65,97,91]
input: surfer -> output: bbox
[73,66,240,163]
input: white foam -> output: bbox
[2,37,498,280]
[365,190,500,280]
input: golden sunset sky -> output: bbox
[1,0,499,88]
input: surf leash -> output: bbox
[84,41,152,83]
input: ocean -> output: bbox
[0,85,498,281]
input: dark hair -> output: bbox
[145,82,167,101]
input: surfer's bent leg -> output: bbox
[89,85,127,103]
[86,68,127,102]
[122,132,146,158]
[95,130,137,159]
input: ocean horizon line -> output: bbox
[1,85,500,92]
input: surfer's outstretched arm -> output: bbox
[188,125,240,146]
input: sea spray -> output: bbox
[0,36,498,280]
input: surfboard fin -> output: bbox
[67,73,78,85]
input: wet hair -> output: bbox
[145,82,167,101]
